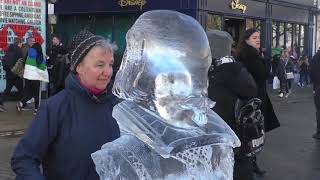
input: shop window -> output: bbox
[317,15,320,50]
[286,23,292,50]
[207,14,222,30]
[272,21,277,48]
[279,23,285,49]
[300,25,305,55]
[113,15,137,55]
[255,20,261,32]
[246,18,254,30]
[293,24,299,57]
[94,16,113,42]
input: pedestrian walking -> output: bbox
[11,30,120,180]
[282,50,295,98]
[310,48,320,139]
[298,54,310,87]
[16,43,45,115]
[236,28,280,176]
[0,38,24,112]
[276,49,287,98]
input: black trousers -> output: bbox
[21,80,40,109]
[0,70,23,105]
[234,156,255,180]
[314,87,320,133]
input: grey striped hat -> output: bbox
[69,30,105,72]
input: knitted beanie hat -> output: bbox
[69,30,105,72]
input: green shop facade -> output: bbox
[53,0,318,61]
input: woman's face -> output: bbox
[281,50,289,60]
[76,46,113,90]
[246,32,260,49]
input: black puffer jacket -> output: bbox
[2,44,23,79]
[237,43,280,132]
[2,44,22,69]
[208,62,257,131]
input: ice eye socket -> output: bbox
[154,73,192,98]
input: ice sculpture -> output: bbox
[91,10,241,180]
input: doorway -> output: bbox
[224,18,245,46]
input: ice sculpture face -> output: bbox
[113,10,215,128]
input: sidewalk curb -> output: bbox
[0,129,25,137]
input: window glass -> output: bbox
[317,15,320,50]
[207,14,222,30]
[246,18,254,30]
[286,23,292,49]
[272,21,277,48]
[293,24,298,48]
[292,24,299,57]
[279,23,285,49]
[300,25,305,54]
[255,20,261,32]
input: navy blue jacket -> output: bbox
[11,73,120,180]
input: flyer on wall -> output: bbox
[0,0,46,91]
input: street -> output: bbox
[260,85,320,180]
[0,85,319,180]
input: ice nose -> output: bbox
[186,97,215,109]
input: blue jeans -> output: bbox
[299,70,309,85]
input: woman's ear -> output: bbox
[76,63,83,75]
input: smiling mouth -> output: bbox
[99,79,109,83]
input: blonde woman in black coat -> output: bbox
[236,28,280,176]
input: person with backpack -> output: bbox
[0,38,23,112]
[207,30,264,180]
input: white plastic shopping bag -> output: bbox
[273,76,280,90]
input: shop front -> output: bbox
[54,0,197,56]
[200,0,317,58]
[53,0,317,59]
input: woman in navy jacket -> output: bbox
[11,30,120,180]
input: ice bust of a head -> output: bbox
[113,10,215,129]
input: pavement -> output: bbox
[258,84,320,180]
[0,101,34,180]
[0,102,34,134]
[0,84,319,180]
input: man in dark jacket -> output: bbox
[0,38,23,112]
[47,35,68,96]
[311,48,320,139]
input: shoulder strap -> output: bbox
[285,59,289,67]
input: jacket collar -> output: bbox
[65,73,113,103]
